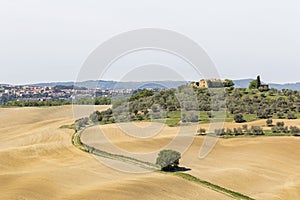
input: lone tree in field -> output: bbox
[156,149,181,171]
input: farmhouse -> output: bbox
[260,84,269,90]
[191,79,225,88]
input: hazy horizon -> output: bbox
[2,77,300,86]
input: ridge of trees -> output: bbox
[79,84,300,127]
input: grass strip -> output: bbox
[169,172,255,200]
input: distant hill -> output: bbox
[234,79,300,90]
[29,79,300,90]
[233,79,254,88]
[30,80,187,90]
[269,82,300,91]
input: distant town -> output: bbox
[0,84,135,104]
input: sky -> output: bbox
[0,0,300,85]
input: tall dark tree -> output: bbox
[256,75,261,88]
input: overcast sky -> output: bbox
[0,0,299,85]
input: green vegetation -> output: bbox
[266,118,273,127]
[108,83,300,126]
[60,124,76,130]
[3,100,71,107]
[74,97,111,105]
[234,113,245,123]
[248,75,263,90]
[156,149,181,171]
[72,83,300,138]
[197,120,300,137]
[248,80,258,90]
[1,97,111,107]
[226,88,300,120]
[129,89,154,101]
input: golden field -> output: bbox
[1,106,300,199]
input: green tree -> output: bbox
[223,79,234,87]
[248,80,257,89]
[287,111,297,119]
[276,121,285,128]
[156,149,181,171]
[197,128,206,135]
[277,112,285,119]
[256,75,261,88]
[266,118,273,127]
[251,126,264,135]
[234,113,245,123]
[290,126,300,135]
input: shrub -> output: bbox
[290,126,300,134]
[277,112,285,119]
[233,127,243,136]
[276,121,285,127]
[197,128,206,135]
[234,113,245,123]
[287,112,297,119]
[214,128,225,136]
[242,124,248,133]
[251,126,264,135]
[75,117,89,130]
[257,109,270,119]
[266,119,273,127]
[226,128,233,135]
[283,126,290,134]
[271,126,279,133]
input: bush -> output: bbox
[266,119,273,127]
[283,126,290,134]
[197,128,206,135]
[75,117,89,130]
[182,112,199,123]
[251,126,264,135]
[207,111,214,118]
[276,121,285,127]
[257,109,270,119]
[287,112,297,119]
[214,128,225,136]
[271,126,279,133]
[233,127,243,136]
[234,113,245,123]
[226,128,233,135]
[277,112,285,119]
[290,126,300,134]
